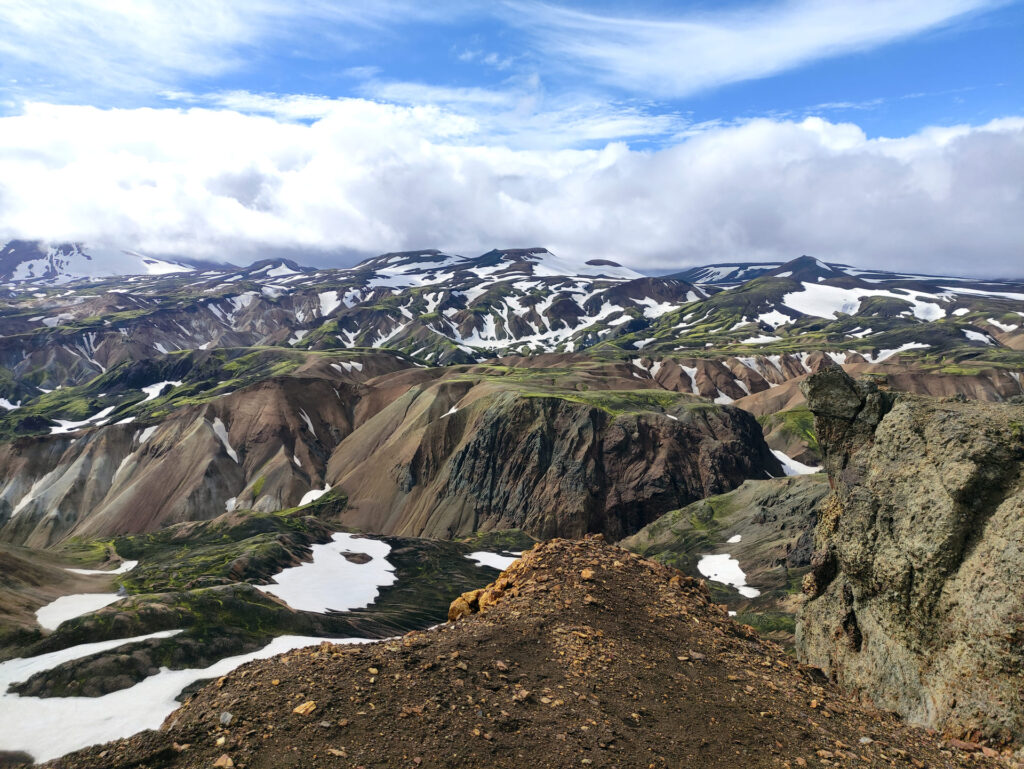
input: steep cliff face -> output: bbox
[331,384,782,541]
[797,368,1024,743]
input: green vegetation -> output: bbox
[758,407,819,454]
[113,512,331,594]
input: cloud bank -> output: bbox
[0,101,1021,276]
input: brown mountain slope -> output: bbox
[328,382,780,540]
[47,538,1007,769]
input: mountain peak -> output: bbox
[767,255,846,282]
[0,239,196,285]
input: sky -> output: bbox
[0,0,1021,276]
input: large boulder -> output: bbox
[797,368,1024,743]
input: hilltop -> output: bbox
[46,538,1006,769]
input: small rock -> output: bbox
[858,736,873,745]
[215,736,226,747]
[368,667,379,675]
[293,700,317,716]
[219,711,233,726]
[581,568,596,580]
[213,755,234,768]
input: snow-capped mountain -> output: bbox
[0,240,205,286]
[0,249,1021,407]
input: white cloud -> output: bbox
[508,0,1003,98]
[0,102,1021,277]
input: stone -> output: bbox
[292,700,317,716]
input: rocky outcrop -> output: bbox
[797,367,1024,743]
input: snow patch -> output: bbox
[697,554,760,598]
[771,449,821,476]
[987,318,1019,332]
[50,405,116,435]
[211,418,239,462]
[36,593,123,630]
[963,329,994,345]
[299,409,317,437]
[318,290,341,317]
[66,560,138,576]
[257,533,396,613]
[140,380,182,402]
[466,551,522,571]
[861,342,930,363]
[299,484,331,506]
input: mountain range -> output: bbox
[0,241,1023,765]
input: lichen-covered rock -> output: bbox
[797,368,1024,743]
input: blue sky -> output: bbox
[0,1,1021,274]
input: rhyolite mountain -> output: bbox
[0,249,1022,395]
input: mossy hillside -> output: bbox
[456,529,535,553]
[113,511,335,594]
[17,525,535,697]
[0,346,398,440]
[758,407,820,460]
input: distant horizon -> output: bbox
[4,237,1023,284]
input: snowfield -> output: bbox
[35,593,124,630]
[771,449,821,476]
